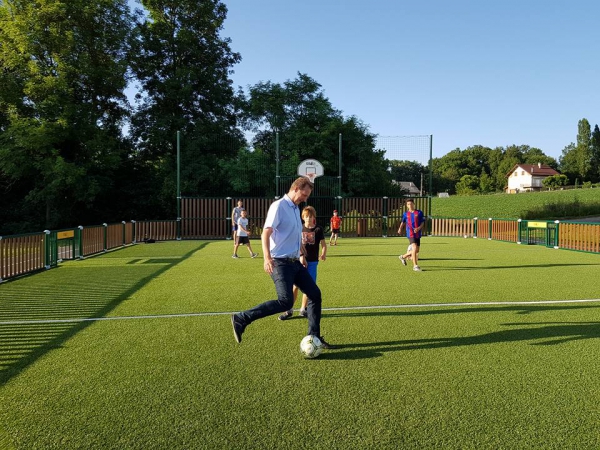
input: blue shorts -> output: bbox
[232,224,238,232]
[306,261,318,282]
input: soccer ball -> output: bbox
[300,335,323,359]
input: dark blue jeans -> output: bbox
[237,259,322,336]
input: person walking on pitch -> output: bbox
[231,177,335,349]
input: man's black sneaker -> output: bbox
[319,336,336,349]
[231,314,245,343]
[278,309,294,320]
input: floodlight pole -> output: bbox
[176,130,181,240]
[428,134,433,219]
[275,132,280,198]
[338,133,342,198]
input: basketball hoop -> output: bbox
[297,159,324,182]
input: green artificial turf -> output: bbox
[1,238,600,449]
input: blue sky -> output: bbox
[221,0,599,161]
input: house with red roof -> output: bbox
[506,163,560,193]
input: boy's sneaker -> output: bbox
[278,309,294,321]
[319,336,336,349]
[413,265,422,272]
[231,314,246,343]
[399,255,407,266]
[232,254,239,259]
[251,253,258,258]
[299,309,307,318]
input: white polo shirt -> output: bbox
[263,194,302,259]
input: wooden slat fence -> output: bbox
[0,233,46,281]
[135,220,178,241]
[559,222,600,253]
[430,218,475,237]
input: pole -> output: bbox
[428,134,433,218]
[276,132,280,198]
[338,133,342,198]
[176,131,181,240]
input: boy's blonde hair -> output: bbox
[301,205,316,219]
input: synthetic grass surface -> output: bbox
[1,238,599,449]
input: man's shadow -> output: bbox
[320,322,600,360]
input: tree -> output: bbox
[242,73,392,196]
[560,118,592,182]
[542,174,568,189]
[455,175,480,196]
[0,0,133,231]
[129,0,244,204]
[388,160,426,187]
[590,124,600,183]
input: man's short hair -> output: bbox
[290,176,314,191]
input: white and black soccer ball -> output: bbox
[300,335,323,359]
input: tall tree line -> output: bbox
[1,1,597,234]
[0,1,395,234]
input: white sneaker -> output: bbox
[413,265,421,272]
[251,253,258,258]
[399,255,407,266]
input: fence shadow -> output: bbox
[321,321,600,360]
[0,242,209,386]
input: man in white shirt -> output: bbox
[231,177,335,349]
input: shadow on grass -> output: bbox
[321,321,600,360]
[325,304,600,319]
[0,242,209,386]
[423,262,600,271]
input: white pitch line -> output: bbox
[1,299,600,326]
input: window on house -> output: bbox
[521,171,525,175]
[514,172,518,177]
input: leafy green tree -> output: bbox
[560,119,592,182]
[243,73,391,196]
[129,0,244,205]
[0,0,133,231]
[590,124,600,183]
[455,174,480,196]
[479,169,494,194]
[542,174,568,189]
[388,160,426,187]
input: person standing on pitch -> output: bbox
[278,205,327,320]
[398,199,425,272]
[329,210,342,246]
[231,200,244,250]
[231,177,335,349]
[232,210,258,259]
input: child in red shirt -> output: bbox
[329,210,342,246]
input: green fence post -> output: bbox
[131,221,137,244]
[488,218,493,240]
[44,230,51,269]
[122,221,126,246]
[78,226,84,258]
[382,196,388,237]
[473,217,478,238]
[103,223,108,252]
[517,219,522,244]
[553,220,560,249]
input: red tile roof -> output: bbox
[506,164,559,178]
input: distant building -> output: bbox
[506,163,559,193]
[392,181,421,195]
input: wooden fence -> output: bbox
[558,222,600,253]
[0,232,46,281]
[2,212,598,283]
